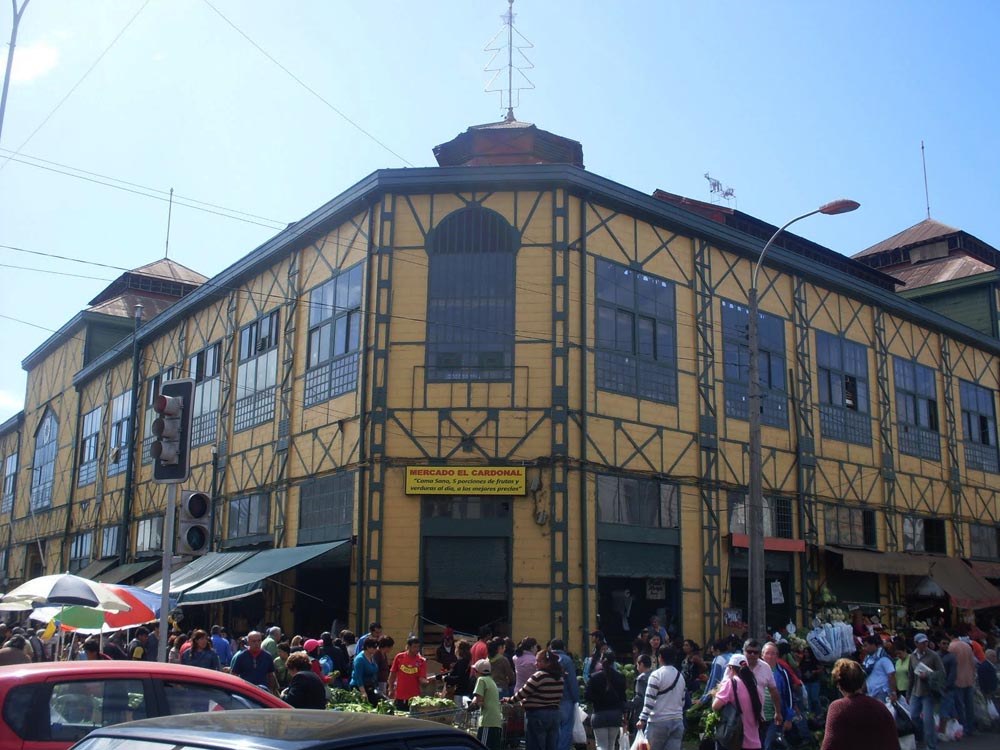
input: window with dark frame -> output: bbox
[903,515,947,554]
[107,391,131,476]
[305,264,363,405]
[960,379,999,473]
[227,493,270,540]
[721,299,787,427]
[189,342,221,446]
[970,523,999,559]
[135,516,163,553]
[30,410,58,511]
[1,453,16,514]
[101,525,119,559]
[68,531,93,573]
[596,474,679,529]
[824,505,877,548]
[595,260,677,403]
[77,406,102,486]
[425,205,518,382]
[728,491,794,539]
[816,331,871,445]
[235,310,279,432]
[298,472,354,544]
[894,357,940,460]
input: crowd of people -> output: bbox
[5,612,1000,750]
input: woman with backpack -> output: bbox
[711,654,763,749]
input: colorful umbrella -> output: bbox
[0,573,131,612]
[31,584,174,632]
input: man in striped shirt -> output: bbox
[507,649,565,750]
[636,645,685,750]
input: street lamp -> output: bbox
[747,198,859,640]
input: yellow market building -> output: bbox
[2,120,999,652]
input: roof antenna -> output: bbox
[484,0,534,122]
[164,187,174,258]
[921,140,931,219]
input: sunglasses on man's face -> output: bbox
[744,650,760,655]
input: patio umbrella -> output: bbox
[0,573,131,612]
[31,584,172,632]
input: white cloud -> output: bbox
[12,41,59,83]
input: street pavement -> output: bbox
[926,731,1000,750]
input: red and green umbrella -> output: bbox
[31,583,172,633]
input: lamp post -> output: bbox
[747,198,859,640]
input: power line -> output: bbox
[200,0,416,168]
[1,148,288,226]
[0,262,112,281]
[0,0,153,174]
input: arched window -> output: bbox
[425,204,519,381]
[31,409,58,510]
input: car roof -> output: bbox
[0,660,288,705]
[78,709,484,750]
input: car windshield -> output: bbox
[73,741,183,750]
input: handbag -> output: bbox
[714,680,744,750]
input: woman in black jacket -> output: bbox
[282,652,328,709]
[585,654,627,750]
[438,638,474,701]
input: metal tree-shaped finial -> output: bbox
[483,0,535,121]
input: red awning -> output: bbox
[967,559,1000,580]
[928,557,1000,610]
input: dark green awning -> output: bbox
[75,557,118,581]
[179,541,349,605]
[145,550,259,597]
[95,558,159,584]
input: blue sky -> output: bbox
[2,0,998,422]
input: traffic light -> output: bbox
[178,490,211,555]
[150,378,194,483]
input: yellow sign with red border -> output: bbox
[405,466,526,495]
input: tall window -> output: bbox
[816,331,871,445]
[596,474,679,528]
[970,523,999,559]
[69,531,93,573]
[894,358,940,460]
[721,299,787,427]
[595,260,677,403]
[824,505,877,548]
[2,453,17,514]
[305,264,363,405]
[299,472,355,544]
[189,342,221,446]
[228,493,270,539]
[426,205,518,381]
[960,380,999,473]
[78,406,102,486]
[235,310,279,431]
[135,516,163,553]
[107,391,131,476]
[101,525,120,559]
[728,492,794,538]
[30,410,57,511]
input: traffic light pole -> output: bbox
[158,482,177,662]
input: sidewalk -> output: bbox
[678,729,1000,749]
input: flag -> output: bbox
[41,619,57,641]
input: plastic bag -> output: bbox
[806,628,835,663]
[898,735,916,750]
[888,700,916,737]
[944,718,963,741]
[629,727,648,750]
[572,703,587,745]
[973,687,991,729]
[989,698,999,721]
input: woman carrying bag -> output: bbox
[712,654,763,750]
[585,654,627,750]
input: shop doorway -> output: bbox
[422,536,510,637]
[597,576,678,655]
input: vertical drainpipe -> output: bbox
[63,382,85,571]
[209,446,219,552]
[119,304,143,566]
[578,191,591,655]
[355,202,375,633]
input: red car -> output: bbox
[0,660,290,749]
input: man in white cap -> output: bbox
[908,632,944,750]
[469,658,502,750]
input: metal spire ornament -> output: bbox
[483,0,535,121]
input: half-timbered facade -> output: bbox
[2,122,999,650]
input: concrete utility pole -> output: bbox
[0,0,31,147]
[747,198,859,640]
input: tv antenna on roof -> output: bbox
[705,172,736,206]
[484,0,535,122]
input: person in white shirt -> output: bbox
[636,645,686,750]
